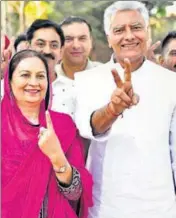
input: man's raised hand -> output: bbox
[109,58,139,116]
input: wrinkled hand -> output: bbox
[1,35,14,79]
[109,58,139,115]
[146,40,161,63]
[38,111,66,165]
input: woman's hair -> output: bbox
[9,49,50,109]
[104,1,149,35]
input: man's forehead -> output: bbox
[32,28,60,41]
[110,10,145,27]
[62,23,90,35]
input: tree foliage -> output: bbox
[2,0,176,62]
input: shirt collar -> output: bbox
[109,53,146,67]
[55,59,93,78]
[53,59,92,85]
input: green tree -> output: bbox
[3,1,176,62]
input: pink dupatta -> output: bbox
[2,62,93,218]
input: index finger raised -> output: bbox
[45,111,53,130]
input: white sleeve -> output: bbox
[74,69,112,141]
[170,105,176,188]
[75,98,110,141]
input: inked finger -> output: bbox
[111,68,123,88]
[45,111,53,130]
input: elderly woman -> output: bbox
[2,49,93,218]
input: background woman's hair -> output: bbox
[9,49,50,109]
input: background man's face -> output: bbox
[162,39,176,72]
[30,27,62,73]
[107,10,148,63]
[61,22,92,65]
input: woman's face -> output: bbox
[11,57,48,107]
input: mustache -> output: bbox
[43,53,55,60]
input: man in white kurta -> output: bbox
[75,1,176,217]
[75,59,176,218]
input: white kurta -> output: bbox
[52,60,102,120]
[1,79,4,99]
[75,60,176,218]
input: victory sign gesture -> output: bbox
[108,58,139,116]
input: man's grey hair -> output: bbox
[104,1,149,35]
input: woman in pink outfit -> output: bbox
[2,49,93,218]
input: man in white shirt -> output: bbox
[52,16,101,120]
[75,1,176,218]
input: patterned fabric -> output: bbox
[39,167,82,218]
[2,51,93,218]
[58,167,82,201]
